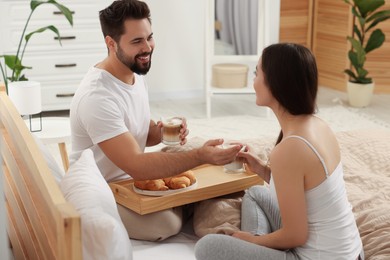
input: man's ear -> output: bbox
[105,36,116,52]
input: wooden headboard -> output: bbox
[0,85,82,259]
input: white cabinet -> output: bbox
[204,0,280,117]
[0,0,111,111]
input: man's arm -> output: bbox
[98,132,241,180]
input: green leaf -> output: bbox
[25,25,62,45]
[31,1,45,10]
[357,77,372,84]
[366,11,390,31]
[344,69,358,81]
[31,1,73,26]
[50,1,74,26]
[366,10,390,22]
[353,24,363,42]
[3,55,32,82]
[353,0,384,18]
[351,6,361,18]
[18,75,29,81]
[4,55,20,70]
[344,0,389,83]
[347,36,366,65]
[356,67,370,83]
[357,67,368,78]
[348,50,361,73]
[365,29,385,53]
[1,0,73,83]
[352,7,365,28]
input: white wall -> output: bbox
[143,0,280,102]
[0,0,278,102]
[144,0,206,101]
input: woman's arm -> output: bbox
[234,141,309,249]
[237,147,271,183]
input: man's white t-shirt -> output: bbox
[69,67,150,182]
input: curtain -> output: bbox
[215,0,258,55]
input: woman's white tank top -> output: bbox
[269,135,362,259]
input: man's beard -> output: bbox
[116,45,152,75]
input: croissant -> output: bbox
[178,170,196,185]
[134,179,169,191]
[164,176,191,189]
[164,170,196,189]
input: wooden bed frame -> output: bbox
[0,85,82,259]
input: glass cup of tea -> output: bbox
[161,116,183,146]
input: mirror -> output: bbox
[214,0,259,55]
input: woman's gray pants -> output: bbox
[194,185,300,260]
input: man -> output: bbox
[69,0,241,241]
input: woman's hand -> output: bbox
[237,145,271,183]
[232,231,257,244]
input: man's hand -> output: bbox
[146,120,162,146]
[198,139,242,165]
[179,117,189,145]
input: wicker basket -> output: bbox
[212,63,249,88]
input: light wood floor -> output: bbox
[43,87,390,123]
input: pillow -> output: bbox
[59,149,132,260]
[193,196,242,237]
[33,135,65,183]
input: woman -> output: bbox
[195,43,364,260]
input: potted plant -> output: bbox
[343,0,390,107]
[0,0,73,95]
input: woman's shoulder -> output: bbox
[273,126,340,178]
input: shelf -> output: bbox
[204,0,280,118]
[209,86,255,94]
[210,55,259,64]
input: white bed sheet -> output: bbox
[131,218,198,260]
[132,232,197,260]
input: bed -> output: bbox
[1,83,389,259]
[138,131,390,260]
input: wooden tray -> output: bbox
[109,164,263,215]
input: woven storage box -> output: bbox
[212,63,249,88]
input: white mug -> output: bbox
[222,143,245,173]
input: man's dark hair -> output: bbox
[99,0,151,42]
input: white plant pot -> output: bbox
[8,81,42,115]
[347,81,374,108]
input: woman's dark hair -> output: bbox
[261,43,318,144]
[99,0,151,42]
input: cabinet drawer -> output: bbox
[41,84,77,111]
[2,1,109,24]
[23,52,106,78]
[0,1,107,52]
[5,27,106,53]
[0,0,112,111]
